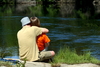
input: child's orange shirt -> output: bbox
[37,33,50,51]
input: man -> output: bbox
[17,17,55,62]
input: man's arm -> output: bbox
[41,28,49,33]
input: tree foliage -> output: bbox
[1,0,15,4]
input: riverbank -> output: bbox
[53,47,100,64]
[24,62,100,67]
[20,61,100,67]
[0,60,100,67]
[0,58,100,67]
[1,47,100,67]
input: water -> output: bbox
[0,3,100,60]
[41,17,100,60]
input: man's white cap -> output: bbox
[21,17,30,26]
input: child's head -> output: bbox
[30,17,40,27]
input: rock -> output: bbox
[0,66,6,67]
[25,62,51,67]
[60,63,100,67]
[2,58,100,67]
[24,62,100,67]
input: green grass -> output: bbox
[1,47,100,67]
[52,47,100,65]
[0,61,13,67]
[0,60,26,67]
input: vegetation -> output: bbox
[16,60,26,67]
[0,60,26,67]
[52,46,100,65]
[0,47,100,67]
[0,0,15,4]
[0,61,13,67]
[0,0,56,4]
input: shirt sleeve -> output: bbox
[44,34,50,43]
[32,26,42,36]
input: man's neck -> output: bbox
[25,25,31,27]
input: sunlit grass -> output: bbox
[0,61,13,67]
[0,61,26,67]
[52,46,100,65]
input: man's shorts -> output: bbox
[38,51,52,61]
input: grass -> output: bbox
[0,61,13,67]
[0,60,26,67]
[0,46,100,67]
[52,46,100,65]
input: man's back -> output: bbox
[17,26,42,61]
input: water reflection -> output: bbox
[58,3,75,17]
[16,4,36,12]
[0,3,100,60]
[0,16,20,59]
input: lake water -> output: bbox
[0,3,100,60]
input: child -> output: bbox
[30,17,55,62]
[37,33,50,51]
[29,17,50,51]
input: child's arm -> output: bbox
[45,42,49,47]
[42,42,49,51]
